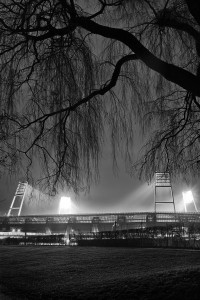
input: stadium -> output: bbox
[0,173,200,248]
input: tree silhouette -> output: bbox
[0,0,200,192]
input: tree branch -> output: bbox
[156,13,200,42]
[76,17,200,96]
[185,0,200,27]
[18,54,137,130]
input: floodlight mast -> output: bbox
[59,197,71,214]
[182,191,198,212]
[154,172,176,213]
[7,182,28,216]
[183,194,187,213]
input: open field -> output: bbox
[1,246,200,299]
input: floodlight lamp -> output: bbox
[59,196,71,214]
[182,191,194,204]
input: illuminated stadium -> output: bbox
[0,173,200,248]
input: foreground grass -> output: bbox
[0,246,200,299]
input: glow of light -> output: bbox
[59,197,71,214]
[182,191,194,213]
[114,183,154,213]
[182,191,194,204]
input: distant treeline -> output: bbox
[72,223,200,249]
[1,223,200,249]
[0,234,65,245]
[73,223,200,240]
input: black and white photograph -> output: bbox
[0,1,200,299]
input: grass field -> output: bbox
[1,246,200,299]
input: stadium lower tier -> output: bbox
[1,212,200,235]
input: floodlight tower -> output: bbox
[182,191,198,212]
[59,197,71,214]
[154,172,176,213]
[58,196,72,245]
[7,182,28,216]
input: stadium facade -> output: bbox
[1,212,200,247]
[1,175,200,247]
[1,211,200,234]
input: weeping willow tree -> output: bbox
[0,0,200,193]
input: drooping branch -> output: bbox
[13,54,137,131]
[1,0,200,188]
[76,16,200,96]
[185,0,200,27]
[156,9,200,42]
